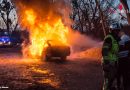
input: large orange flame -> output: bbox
[21,9,69,58]
[14,0,102,60]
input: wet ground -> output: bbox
[0,47,103,90]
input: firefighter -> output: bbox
[118,30,130,90]
[102,28,120,90]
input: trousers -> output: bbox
[103,62,117,90]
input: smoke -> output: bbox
[68,31,101,52]
[68,31,102,60]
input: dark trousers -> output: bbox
[117,58,124,88]
[117,58,130,90]
[103,62,117,90]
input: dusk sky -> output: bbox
[128,0,130,9]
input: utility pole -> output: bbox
[95,0,106,37]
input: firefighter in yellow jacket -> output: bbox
[102,28,120,90]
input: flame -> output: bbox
[14,0,102,60]
[21,9,69,58]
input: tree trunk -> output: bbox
[77,9,84,33]
[7,13,10,34]
[120,0,130,24]
[14,23,18,31]
[95,0,106,37]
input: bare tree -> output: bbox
[95,0,106,36]
[71,0,116,39]
[0,0,17,33]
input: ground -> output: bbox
[0,47,103,90]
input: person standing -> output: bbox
[102,29,120,90]
[118,30,130,90]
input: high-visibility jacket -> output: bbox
[102,34,119,63]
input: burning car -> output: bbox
[15,1,70,58]
[42,40,70,60]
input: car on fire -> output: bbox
[42,40,71,60]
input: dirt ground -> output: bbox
[0,47,103,90]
